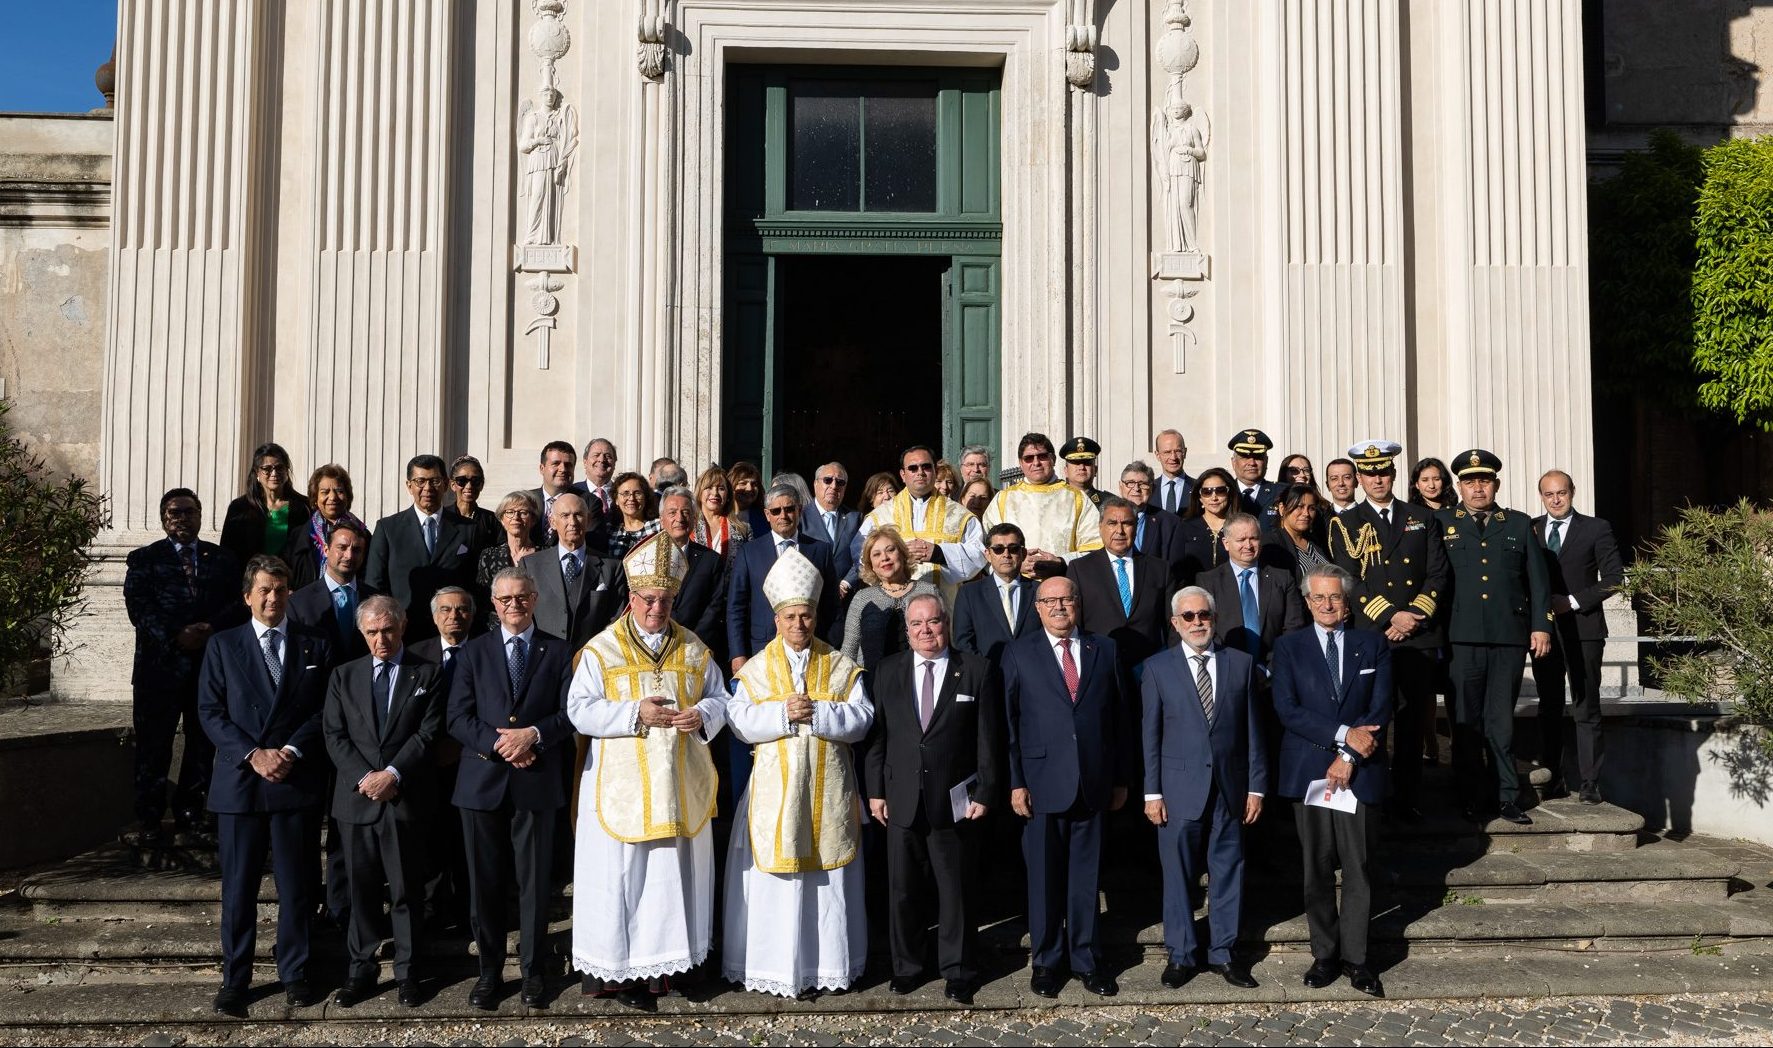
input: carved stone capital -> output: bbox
[1065,23,1097,89]
[638,15,667,80]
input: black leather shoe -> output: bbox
[614,985,655,1011]
[520,974,548,1007]
[284,979,321,1008]
[1160,962,1197,989]
[1540,778,1570,800]
[888,974,921,995]
[1497,803,1533,826]
[1345,963,1385,997]
[1302,958,1340,989]
[1210,961,1257,989]
[1580,781,1604,805]
[468,974,500,1010]
[332,979,377,1008]
[1029,966,1064,999]
[944,979,977,1005]
[1080,970,1119,997]
[212,986,249,1018]
[397,979,423,1008]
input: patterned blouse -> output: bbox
[607,519,662,562]
[839,579,942,671]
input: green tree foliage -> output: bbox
[1694,136,1773,429]
[0,400,107,692]
[1589,130,1705,404]
[1626,501,1773,737]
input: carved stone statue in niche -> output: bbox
[1150,101,1210,255]
[518,86,580,246]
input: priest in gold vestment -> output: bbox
[850,444,985,600]
[722,548,875,998]
[983,432,1103,574]
[565,533,727,1009]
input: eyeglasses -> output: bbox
[1306,594,1348,606]
[491,593,535,607]
[766,506,799,517]
[615,489,647,501]
[453,475,484,487]
[1035,596,1077,607]
[1021,452,1054,464]
[1174,609,1214,622]
[502,508,534,520]
[256,463,288,476]
[1197,485,1231,497]
[1122,480,1152,490]
[632,593,670,608]
[409,477,446,489]
[903,463,934,473]
[988,543,1025,555]
[818,476,848,486]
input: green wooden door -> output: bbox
[944,256,1001,458]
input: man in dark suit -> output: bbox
[1153,429,1194,516]
[197,555,333,1017]
[123,488,241,845]
[365,454,478,641]
[1196,513,1307,668]
[528,440,584,548]
[322,596,446,1009]
[1120,462,1186,580]
[1327,441,1448,819]
[287,521,375,667]
[1003,575,1133,1000]
[1438,450,1552,825]
[1530,471,1624,805]
[1142,586,1267,990]
[1227,429,1281,522]
[658,487,727,655]
[448,566,575,1010]
[952,523,1038,663]
[1271,563,1393,998]
[801,461,863,585]
[1067,497,1175,675]
[725,483,838,672]
[529,493,625,650]
[570,436,618,521]
[864,593,1003,1005]
[409,586,474,930]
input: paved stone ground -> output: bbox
[5,992,1773,1046]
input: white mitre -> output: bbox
[623,531,688,593]
[762,547,822,610]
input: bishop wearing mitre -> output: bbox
[565,532,728,1010]
[722,547,876,999]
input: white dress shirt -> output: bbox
[1314,622,1354,745]
[1108,553,1137,603]
[499,623,543,746]
[1046,630,1081,676]
[1542,514,1580,610]
[249,616,303,760]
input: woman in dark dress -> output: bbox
[219,442,312,572]
[1261,483,1331,580]
[477,490,541,632]
[447,454,503,557]
[1175,466,1235,586]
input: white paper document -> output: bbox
[1304,778,1360,814]
[949,774,980,821]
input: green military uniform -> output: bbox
[1062,436,1110,509]
[1436,450,1552,820]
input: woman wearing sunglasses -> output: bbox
[446,454,502,558]
[1175,466,1236,586]
[219,441,312,572]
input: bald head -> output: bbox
[550,492,589,549]
[1035,575,1078,638]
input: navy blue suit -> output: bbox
[1271,624,1393,966]
[800,505,863,586]
[1141,644,1266,967]
[951,572,1037,664]
[724,531,838,660]
[1002,629,1133,974]
[197,619,333,991]
[446,624,573,980]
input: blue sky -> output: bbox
[0,2,119,113]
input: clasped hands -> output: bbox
[357,769,399,802]
[785,694,816,725]
[1324,723,1383,794]
[248,747,294,783]
[1385,609,1425,643]
[494,726,541,768]
[639,695,703,733]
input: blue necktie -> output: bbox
[372,660,391,732]
[423,515,438,555]
[262,628,283,690]
[1134,513,1148,553]
[1114,557,1133,617]
[1325,630,1341,692]
[1239,568,1261,656]
[508,636,528,699]
[333,585,354,636]
[562,551,581,587]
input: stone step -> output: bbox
[1380,796,1645,854]
[2,943,1770,1026]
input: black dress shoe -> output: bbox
[1540,778,1570,800]
[1580,781,1604,805]
[944,979,977,1005]
[1079,970,1119,997]
[212,986,249,1018]
[468,974,500,1010]
[284,979,321,1008]
[1302,958,1340,988]
[332,979,377,1008]
[1029,966,1064,999]
[1160,962,1197,989]
[889,974,921,995]
[1345,963,1385,997]
[614,985,655,1011]
[1209,961,1257,989]
[520,974,548,1007]
[397,979,424,1008]
[1497,803,1533,825]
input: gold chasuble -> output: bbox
[983,480,1104,556]
[578,615,719,843]
[865,489,975,597]
[735,637,865,874]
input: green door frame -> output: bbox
[722,66,1003,475]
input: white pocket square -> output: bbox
[304,664,318,670]
[955,693,977,704]
[414,687,427,696]
[1359,667,1377,675]
[596,581,609,591]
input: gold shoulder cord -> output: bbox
[1329,516,1382,580]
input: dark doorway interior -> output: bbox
[772,254,946,481]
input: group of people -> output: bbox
[121,426,1622,1015]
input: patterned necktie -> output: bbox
[333,585,353,636]
[779,538,793,555]
[179,545,198,592]
[1114,557,1133,617]
[1548,519,1564,553]
[508,635,528,699]
[372,660,392,732]
[1239,568,1261,655]
[423,514,438,554]
[1057,639,1079,703]
[562,550,581,587]
[262,628,283,690]
[1194,653,1215,723]
[919,660,936,730]
[1325,630,1342,693]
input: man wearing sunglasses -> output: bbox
[852,446,986,601]
[982,432,1103,577]
[800,462,863,586]
[952,523,1038,664]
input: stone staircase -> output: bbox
[3,767,1773,1025]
